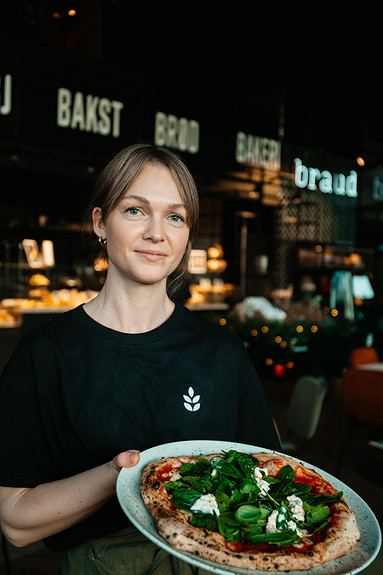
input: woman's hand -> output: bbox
[111,449,140,475]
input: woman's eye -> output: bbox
[126,207,140,216]
[169,214,185,223]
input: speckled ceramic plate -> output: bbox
[116,440,381,574]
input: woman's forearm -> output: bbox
[0,451,139,547]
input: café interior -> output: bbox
[1,2,383,574]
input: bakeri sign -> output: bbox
[294,158,358,197]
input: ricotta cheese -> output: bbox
[266,509,279,533]
[287,495,305,522]
[254,467,270,496]
[190,494,220,516]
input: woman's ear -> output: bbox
[92,207,105,238]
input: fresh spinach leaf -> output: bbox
[170,488,201,510]
[303,502,331,527]
[246,530,300,546]
[191,512,217,531]
[234,504,262,524]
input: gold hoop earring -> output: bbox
[98,236,107,247]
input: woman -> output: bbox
[0,143,281,574]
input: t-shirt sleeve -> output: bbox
[235,341,281,451]
[0,336,52,487]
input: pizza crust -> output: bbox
[141,452,360,571]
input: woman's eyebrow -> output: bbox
[121,194,185,210]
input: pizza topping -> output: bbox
[253,467,270,497]
[162,450,343,550]
[287,495,305,522]
[190,494,221,516]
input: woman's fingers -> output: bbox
[112,450,140,472]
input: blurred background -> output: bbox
[0,2,382,573]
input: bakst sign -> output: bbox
[294,158,358,197]
[56,87,124,137]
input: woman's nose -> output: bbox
[142,216,165,242]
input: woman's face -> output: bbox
[93,163,190,289]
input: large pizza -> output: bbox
[140,450,360,571]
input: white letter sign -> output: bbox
[236,132,281,170]
[154,111,199,154]
[0,74,12,116]
[294,158,357,197]
[56,87,123,137]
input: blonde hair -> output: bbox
[83,143,199,298]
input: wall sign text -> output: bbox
[56,87,124,137]
[236,132,281,170]
[154,111,199,154]
[294,158,358,197]
[0,74,12,115]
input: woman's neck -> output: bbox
[83,280,175,334]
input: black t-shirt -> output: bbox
[0,304,280,551]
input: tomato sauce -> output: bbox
[157,464,181,483]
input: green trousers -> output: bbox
[58,526,211,575]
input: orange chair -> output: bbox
[349,347,379,367]
[342,367,383,427]
[336,366,383,475]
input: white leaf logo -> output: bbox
[183,386,201,412]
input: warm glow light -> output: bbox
[265,358,273,366]
[286,361,295,369]
[274,364,286,378]
[280,341,287,348]
[261,325,269,333]
[296,325,304,333]
[275,336,282,343]
[331,309,338,317]
[207,244,224,259]
[219,318,227,326]
[356,156,365,167]
[250,329,258,337]
[68,9,77,16]
[311,325,318,333]
[94,257,108,272]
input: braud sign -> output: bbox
[294,158,358,197]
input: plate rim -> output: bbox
[116,439,382,575]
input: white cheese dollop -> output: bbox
[266,509,279,533]
[287,495,305,522]
[254,467,270,497]
[190,494,220,516]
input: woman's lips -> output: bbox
[136,250,167,262]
